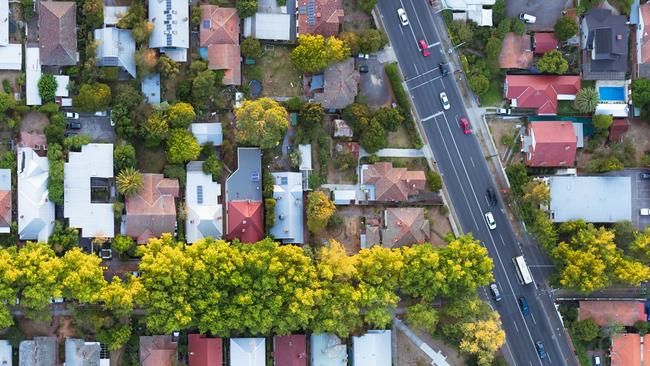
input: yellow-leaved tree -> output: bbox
[306,191,336,235]
[460,311,506,366]
[235,98,289,149]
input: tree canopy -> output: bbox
[235,98,289,149]
[537,50,569,74]
[554,16,578,41]
[73,83,111,112]
[167,129,201,164]
[291,34,350,73]
[38,74,57,103]
[306,191,336,234]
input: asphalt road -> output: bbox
[375,1,578,365]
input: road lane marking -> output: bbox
[513,320,519,333]
[499,232,506,247]
[409,76,443,90]
[421,111,443,122]
[531,313,537,325]
[405,68,441,82]
[429,41,441,47]
[470,156,475,168]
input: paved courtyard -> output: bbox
[505,0,572,31]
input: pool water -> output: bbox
[599,86,625,101]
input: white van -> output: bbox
[519,13,536,23]
[641,208,650,216]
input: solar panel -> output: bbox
[197,185,204,204]
[280,176,288,185]
[298,5,306,13]
[251,172,260,182]
[307,0,315,25]
[203,20,211,29]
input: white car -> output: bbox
[94,110,108,117]
[440,92,450,110]
[519,13,536,23]
[65,112,79,119]
[641,208,650,216]
[397,8,409,26]
[484,212,496,230]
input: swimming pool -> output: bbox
[599,86,625,101]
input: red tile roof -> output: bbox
[534,33,559,54]
[125,174,179,244]
[362,162,426,202]
[608,118,629,142]
[499,33,533,69]
[610,333,640,366]
[579,300,647,326]
[382,208,429,248]
[227,200,264,243]
[526,122,576,167]
[641,4,650,63]
[200,5,241,86]
[273,335,307,366]
[140,336,177,366]
[207,44,241,85]
[188,334,222,366]
[297,0,344,37]
[0,191,10,231]
[505,75,581,114]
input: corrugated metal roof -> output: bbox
[25,47,42,106]
[230,338,265,366]
[269,172,303,244]
[549,176,631,223]
[352,330,392,366]
[186,161,222,243]
[17,147,54,242]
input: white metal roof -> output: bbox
[311,334,347,366]
[269,172,303,244]
[0,44,22,70]
[26,47,42,106]
[54,75,69,97]
[149,0,189,58]
[64,144,115,238]
[299,144,312,171]
[185,161,223,243]
[103,5,129,25]
[0,340,10,366]
[243,13,291,41]
[230,338,265,366]
[17,147,55,242]
[0,0,7,46]
[352,330,391,366]
[333,190,356,204]
[595,103,629,117]
[191,123,222,146]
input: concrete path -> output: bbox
[359,147,425,158]
[393,318,452,366]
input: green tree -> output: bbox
[469,74,490,95]
[97,323,132,351]
[448,20,472,45]
[484,37,502,61]
[574,87,599,113]
[135,47,158,75]
[241,37,262,59]
[427,170,443,191]
[114,143,136,172]
[236,0,257,18]
[192,69,219,106]
[570,319,600,342]
[373,107,403,132]
[14,243,64,319]
[405,303,438,334]
[100,276,144,318]
[492,0,506,25]
[554,16,578,42]
[613,221,636,249]
[633,78,650,106]
[49,221,79,255]
[342,102,371,134]
[167,129,201,164]
[306,191,336,234]
[157,55,180,78]
[82,0,104,28]
[537,50,569,74]
[202,154,223,181]
[60,248,106,304]
[358,29,387,54]
[357,0,377,13]
[63,134,92,151]
[38,74,57,103]
[0,249,18,328]
[0,91,15,114]
[630,227,650,262]
[587,156,624,173]
[360,118,388,153]
[168,102,196,128]
[73,83,111,112]
[437,235,494,297]
[592,114,613,131]
[235,98,289,149]
[143,112,169,146]
[47,143,64,204]
[495,18,512,39]
[511,19,526,36]
[113,235,135,255]
[400,243,442,301]
[298,102,324,138]
[339,31,359,55]
[291,34,350,73]
[116,167,144,197]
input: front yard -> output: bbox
[244,46,303,97]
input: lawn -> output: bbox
[136,144,167,174]
[387,125,415,148]
[341,0,372,32]
[479,78,503,107]
[250,46,303,97]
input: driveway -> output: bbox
[358,58,390,107]
[505,0,572,31]
[74,114,116,143]
[605,168,650,230]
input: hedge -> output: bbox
[385,63,423,148]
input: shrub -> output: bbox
[385,63,422,148]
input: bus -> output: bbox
[512,255,533,285]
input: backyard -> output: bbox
[341,0,373,32]
[135,143,167,174]
[243,46,303,97]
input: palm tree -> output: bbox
[574,87,599,113]
[116,167,143,197]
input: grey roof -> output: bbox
[94,27,137,78]
[639,62,650,79]
[65,339,100,366]
[314,58,360,110]
[191,123,222,146]
[572,123,584,148]
[38,1,77,66]
[19,336,57,366]
[269,172,304,244]
[581,9,629,79]
[225,147,262,202]
[549,176,631,223]
[141,74,161,104]
[185,161,223,243]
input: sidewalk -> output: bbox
[393,318,453,366]
[360,147,425,158]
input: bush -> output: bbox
[113,234,135,255]
[38,74,57,103]
[99,67,120,81]
[385,63,423,148]
[554,16,578,42]
[426,170,443,191]
[202,154,223,181]
[163,165,186,188]
[286,97,302,111]
[265,198,276,230]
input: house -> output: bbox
[352,330,391,366]
[64,144,115,238]
[361,162,426,202]
[38,1,77,66]
[19,336,57,366]
[498,33,533,69]
[534,33,559,54]
[149,0,189,62]
[186,161,223,243]
[244,13,292,41]
[504,75,581,115]
[18,147,55,242]
[522,121,577,167]
[297,0,344,37]
[94,27,137,78]
[142,74,161,104]
[269,172,304,244]
[609,118,630,142]
[0,340,11,366]
[310,334,347,366]
[610,333,645,366]
[0,0,8,46]
[333,119,353,138]
[191,123,223,146]
[581,9,629,80]
[548,176,631,223]
[25,47,42,106]
[226,148,263,243]
[440,0,494,26]
[0,44,22,70]
[103,5,129,26]
[230,338,265,366]
[0,169,10,234]
[298,144,312,191]
[366,207,430,248]
[140,336,178,366]
[273,335,307,366]
[188,334,222,366]
[638,3,650,78]
[125,173,179,244]
[200,5,241,85]
[578,300,647,326]
[314,59,359,110]
[65,338,100,366]
[18,131,47,153]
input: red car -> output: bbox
[459,117,471,134]
[418,40,430,57]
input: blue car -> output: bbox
[518,297,529,316]
[535,341,547,359]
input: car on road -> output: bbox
[358,65,369,73]
[439,62,449,76]
[641,208,650,216]
[439,92,450,110]
[484,211,496,230]
[486,187,497,206]
[593,355,601,366]
[397,8,409,26]
[535,341,547,359]
[66,112,79,119]
[518,297,529,316]
[418,39,430,57]
[489,283,502,302]
[519,13,536,23]
[67,121,81,129]
[641,172,650,180]
[459,117,471,134]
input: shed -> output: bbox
[25,47,42,106]
[310,334,347,366]
[352,330,391,366]
[0,44,23,70]
[54,75,70,97]
[141,73,161,104]
[230,338,265,366]
[333,190,356,205]
[191,123,223,146]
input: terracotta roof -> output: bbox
[38,1,77,65]
[579,301,647,326]
[526,122,577,167]
[273,335,307,366]
[335,142,360,160]
[207,44,241,85]
[534,33,559,54]
[188,334,222,366]
[125,174,179,244]
[362,162,426,202]
[608,118,630,142]
[200,6,239,47]
[505,75,581,114]
[610,333,640,366]
[641,4,650,63]
[499,33,533,69]
[297,0,344,37]
[0,191,10,231]
[382,208,429,248]
[140,336,177,366]
[227,200,264,243]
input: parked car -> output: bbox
[489,283,502,302]
[592,355,601,366]
[439,62,449,76]
[358,65,369,73]
[641,208,650,216]
[67,121,81,129]
[439,92,450,110]
[641,172,650,180]
[459,117,471,134]
[496,108,512,115]
[484,211,496,230]
[51,297,64,304]
[535,341,546,359]
[100,248,112,260]
[66,112,79,119]
[64,131,78,137]
[486,187,497,206]
[357,53,370,59]
[397,8,409,26]
[94,110,108,117]
[518,297,529,315]
[418,39,430,57]
[519,13,536,23]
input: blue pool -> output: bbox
[599,86,625,101]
